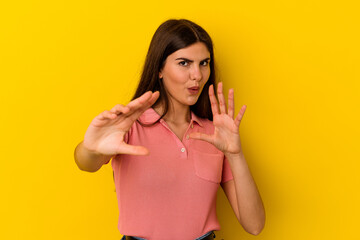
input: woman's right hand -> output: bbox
[83,91,160,157]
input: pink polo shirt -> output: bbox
[109,108,233,240]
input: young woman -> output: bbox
[74,19,265,240]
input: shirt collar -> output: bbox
[190,111,204,127]
[139,108,204,127]
[139,108,162,124]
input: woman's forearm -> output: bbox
[226,152,265,235]
[74,141,112,172]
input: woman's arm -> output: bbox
[74,91,160,173]
[223,153,265,235]
[190,82,265,235]
[74,141,112,172]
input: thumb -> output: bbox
[118,144,150,156]
[189,132,214,145]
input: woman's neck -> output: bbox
[154,101,191,125]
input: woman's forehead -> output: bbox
[169,42,210,60]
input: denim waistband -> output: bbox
[194,230,215,240]
[122,230,215,240]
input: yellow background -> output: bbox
[1,0,359,239]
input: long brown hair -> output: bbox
[132,19,216,121]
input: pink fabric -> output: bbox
[108,108,233,240]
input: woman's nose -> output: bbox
[190,65,202,81]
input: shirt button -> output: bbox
[186,135,189,140]
[181,147,186,152]
[191,124,194,129]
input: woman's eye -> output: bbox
[201,61,209,66]
[179,61,188,66]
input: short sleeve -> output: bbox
[104,157,112,165]
[221,155,234,183]
[104,154,119,165]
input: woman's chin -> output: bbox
[186,97,200,106]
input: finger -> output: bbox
[98,110,117,120]
[228,88,234,118]
[145,91,160,109]
[234,105,247,127]
[209,84,219,115]
[127,91,160,122]
[110,104,130,115]
[189,132,214,145]
[126,91,153,111]
[217,82,227,114]
[119,144,150,156]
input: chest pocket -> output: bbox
[191,149,224,184]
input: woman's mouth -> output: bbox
[188,87,199,95]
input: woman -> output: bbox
[74,19,265,240]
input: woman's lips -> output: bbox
[188,87,199,95]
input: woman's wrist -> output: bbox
[224,151,245,160]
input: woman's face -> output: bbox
[159,42,211,108]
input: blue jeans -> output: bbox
[120,230,216,240]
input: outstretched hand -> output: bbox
[83,91,160,157]
[190,82,246,156]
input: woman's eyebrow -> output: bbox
[175,57,211,62]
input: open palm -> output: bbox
[83,91,159,156]
[190,82,246,155]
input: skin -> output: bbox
[82,91,160,157]
[74,42,265,235]
[190,82,266,235]
[156,42,211,127]
[159,42,210,108]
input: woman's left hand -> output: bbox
[190,82,246,156]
